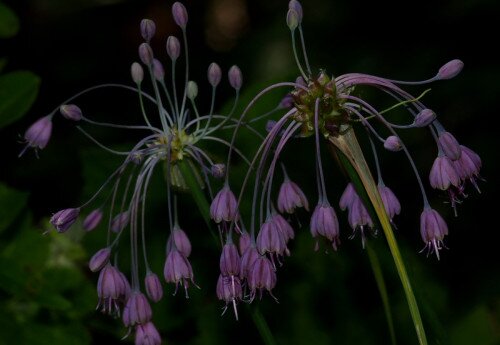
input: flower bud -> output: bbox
[288,0,303,23]
[166,36,181,61]
[384,136,402,152]
[50,207,80,233]
[145,272,163,303]
[83,208,103,231]
[89,247,111,272]
[138,43,154,65]
[172,2,188,29]
[286,9,299,31]
[111,211,130,233]
[437,59,464,80]
[228,65,242,90]
[210,163,226,179]
[413,108,436,127]
[438,131,461,161]
[59,104,82,121]
[207,62,222,87]
[140,19,156,42]
[131,62,144,84]
[187,81,198,100]
[152,59,165,80]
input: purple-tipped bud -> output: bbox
[239,231,251,255]
[145,272,163,303]
[277,177,309,214]
[220,243,241,277]
[310,202,340,250]
[50,207,80,233]
[187,80,198,100]
[286,9,299,31]
[288,0,303,23]
[414,109,436,127]
[83,208,103,232]
[166,36,181,61]
[140,19,156,42]
[256,219,287,256]
[248,256,277,297]
[339,183,356,211]
[96,264,129,314]
[429,155,461,190]
[151,59,165,81]
[272,213,295,243]
[384,136,402,152]
[208,62,222,87]
[210,185,239,223]
[279,94,294,109]
[420,208,448,259]
[438,131,461,161]
[164,248,194,294]
[437,59,464,80]
[24,115,53,150]
[89,247,111,272]
[111,211,130,233]
[228,65,242,90]
[131,62,144,84]
[123,292,152,327]
[454,145,481,182]
[172,2,188,29]
[135,322,161,345]
[138,43,154,65]
[59,104,82,121]
[378,185,401,220]
[210,163,226,179]
[167,226,192,257]
[240,245,259,280]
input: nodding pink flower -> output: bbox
[22,115,53,154]
[429,155,461,191]
[248,255,277,301]
[271,213,295,243]
[59,104,82,121]
[277,177,309,214]
[238,231,251,255]
[97,264,130,316]
[50,207,80,233]
[240,245,260,280]
[166,226,192,257]
[256,219,287,258]
[347,197,373,247]
[164,248,195,297]
[123,292,152,327]
[310,202,340,251]
[420,208,448,260]
[210,185,239,223]
[135,322,161,345]
[111,211,130,233]
[339,183,356,211]
[216,274,243,320]
[140,19,156,42]
[454,145,482,191]
[378,185,401,220]
[89,247,111,272]
[145,272,163,303]
[219,243,241,277]
[82,208,103,232]
[172,2,188,29]
[438,131,462,161]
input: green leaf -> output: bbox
[328,128,428,345]
[0,182,28,234]
[0,71,41,129]
[0,3,20,38]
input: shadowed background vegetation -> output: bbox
[0,0,499,344]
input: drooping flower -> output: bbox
[50,208,80,233]
[420,208,449,260]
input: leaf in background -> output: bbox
[0,3,20,38]
[0,71,40,129]
[0,182,28,234]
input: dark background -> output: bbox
[0,0,499,344]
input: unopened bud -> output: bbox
[166,36,180,61]
[413,109,436,127]
[140,19,156,42]
[89,247,111,272]
[384,136,403,152]
[172,2,188,29]
[187,81,198,100]
[437,59,464,80]
[59,104,82,121]
[228,65,242,90]
[286,9,299,31]
[152,59,165,80]
[207,62,222,87]
[138,43,154,65]
[288,0,303,23]
[131,62,144,84]
[211,164,226,179]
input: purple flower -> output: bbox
[89,247,111,272]
[145,272,163,303]
[172,2,188,29]
[140,19,156,42]
[123,291,153,327]
[454,145,482,190]
[240,245,260,280]
[339,183,356,211]
[413,109,436,127]
[210,185,239,223]
[135,322,161,345]
[310,202,340,250]
[152,59,165,81]
[437,59,464,80]
[96,264,130,315]
[166,226,192,257]
[22,115,53,153]
[271,213,295,243]
[384,136,402,152]
[50,207,80,233]
[216,274,242,319]
[166,36,180,61]
[164,248,195,296]
[378,185,401,220]
[59,104,82,121]
[420,208,448,259]
[238,231,251,255]
[219,243,241,277]
[277,177,309,214]
[248,255,277,300]
[210,163,226,179]
[256,219,287,257]
[138,43,154,65]
[438,131,461,161]
[111,211,130,233]
[429,155,460,191]
[347,197,373,247]
[83,208,103,232]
